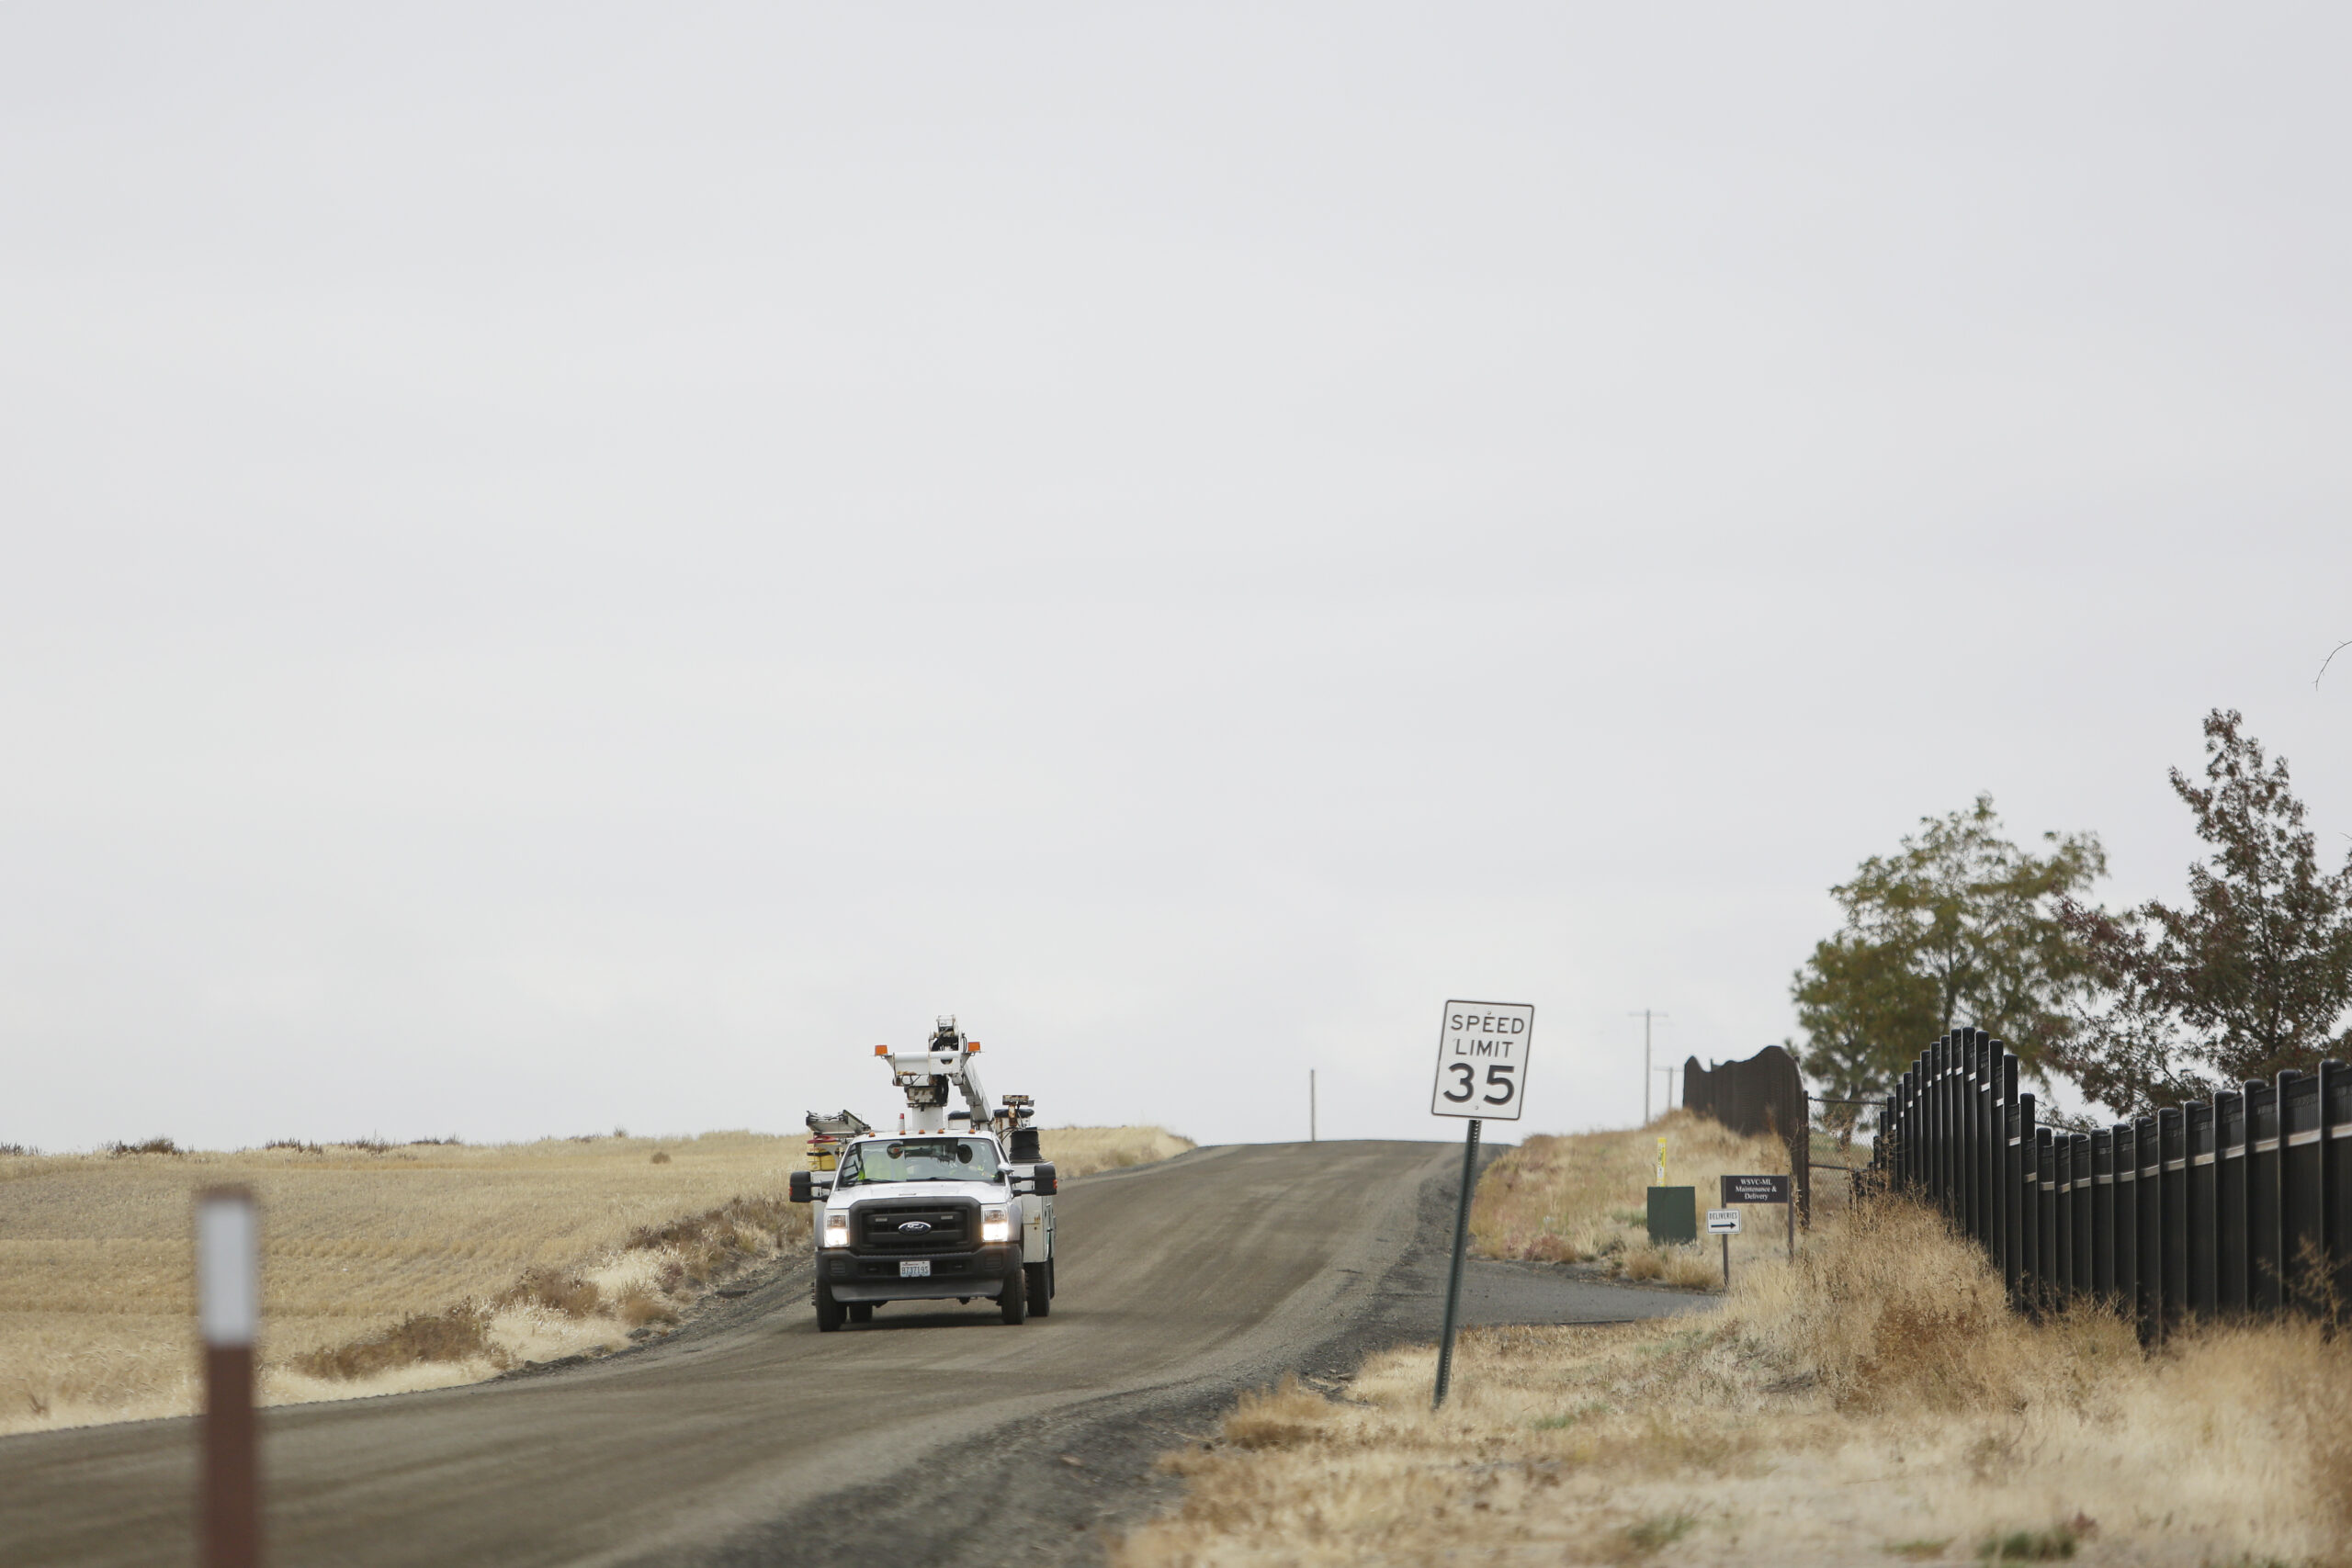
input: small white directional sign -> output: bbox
[1430,1000,1533,1121]
[1706,1209,1742,1235]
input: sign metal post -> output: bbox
[1432,1117,1481,1408]
[1707,1206,1741,1288]
[1429,1000,1532,1409]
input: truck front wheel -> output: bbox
[998,1258,1028,1325]
[815,1280,844,1333]
[1023,1261,1051,1317]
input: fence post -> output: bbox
[1944,1034,1960,1220]
[1926,1039,1941,1211]
[1917,1043,1933,1204]
[2187,1100,2217,1320]
[2281,1069,2324,1317]
[2060,1133,2079,1306]
[2000,1091,2018,1299]
[1896,1068,1912,1192]
[2034,1123,2056,1306]
[2114,1122,2142,1332]
[1980,1034,1999,1254]
[2248,1079,2282,1313]
[2060,1133,2079,1297]
[2090,1129,2116,1301]
[2324,1060,2352,1324]
[1968,1034,1985,1250]
[1952,1035,1968,1230]
[1894,1068,1905,1190]
[1903,1066,1917,1193]
[1997,1049,2018,1290]
[2132,1114,2158,1341]
[2160,1106,2187,1338]
[1939,1035,1956,1219]
[2013,1091,2036,1307]
[1966,1032,1983,1241]
[2218,1089,2248,1314]
[2052,1130,2073,1303]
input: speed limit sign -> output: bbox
[1429,1000,1533,1121]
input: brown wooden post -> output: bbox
[197,1187,261,1568]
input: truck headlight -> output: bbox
[980,1205,1012,1244]
[822,1210,850,1247]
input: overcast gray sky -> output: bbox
[5,5,2348,1153]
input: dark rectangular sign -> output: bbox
[1722,1173,1791,1204]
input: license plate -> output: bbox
[899,1259,931,1278]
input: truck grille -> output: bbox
[854,1201,976,1254]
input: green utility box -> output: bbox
[1646,1186,1697,1244]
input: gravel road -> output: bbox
[0,1139,1709,1567]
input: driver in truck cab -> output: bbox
[836,1137,1000,1184]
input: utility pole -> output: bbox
[1629,1010,1668,1124]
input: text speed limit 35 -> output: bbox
[1430,1000,1533,1121]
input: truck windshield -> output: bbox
[837,1138,1002,1185]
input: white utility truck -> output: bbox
[788,1018,1057,1330]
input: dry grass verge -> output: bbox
[1475,1111,1807,1288]
[290,1304,500,1382]
[1119,1195,2352,1567]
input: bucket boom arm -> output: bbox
[878,1017,993,1134]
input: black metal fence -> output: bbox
[1683,1043,1811,1222]
[1868,1027,2352,1337]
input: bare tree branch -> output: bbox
[2316,638,2352,690]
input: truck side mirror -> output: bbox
[789,1170,813,1203]
[1028,1161,1057,1197]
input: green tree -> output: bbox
[1793,794,2106,1102]
[2052,710,2352,1117]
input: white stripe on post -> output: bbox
[197,1192,258,1347]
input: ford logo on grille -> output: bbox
[897,1220,933,1232]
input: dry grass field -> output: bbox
[1044,1125,1197,1177]
[1473,1111,1811,1290]
[0,1122,1190,1438]
[1119,1186,2352,1567]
